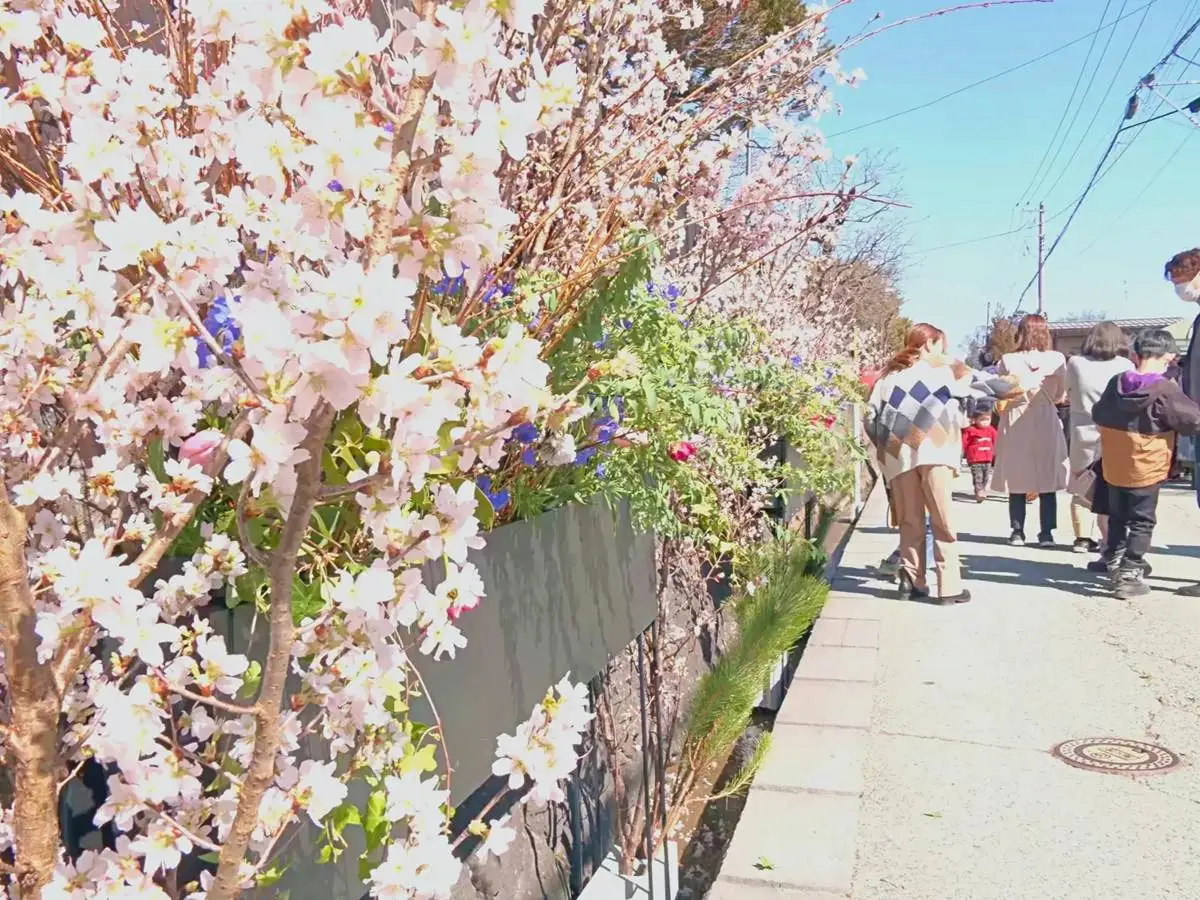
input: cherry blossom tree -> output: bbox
[0,1,592,897]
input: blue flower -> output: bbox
[646,282,657,295]
[476,476,510,511]
[327,179,344,192]
[664,284,681,300]
[575,447,598,465]
[593,333,609,350]
[789,354,803,368]
[520,447,537,466]
[594,417,617,444]
[620,318,632,330]
[668,301,677,312]
[824,366,834,380]
[512,423,539,444]
[197,295,241,369]
[596,463,607,479]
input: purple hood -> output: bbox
[1119,371,1166,394]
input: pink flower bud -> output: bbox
[178,430,223,470]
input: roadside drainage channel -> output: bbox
[706,480,891,900]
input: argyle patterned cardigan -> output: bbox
[865,360,975,483]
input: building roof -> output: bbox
[1047,316,1185,335]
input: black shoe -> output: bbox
[1008,531,1026,547]
[938,590,972,605]
[1036,533,1055,548]
[897,571,929,600]
[1087,557,1114,573]
[1114,567,1150,599]
[1073,538,1099,554]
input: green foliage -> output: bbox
[680,533,828,783]
[494,233,859,566]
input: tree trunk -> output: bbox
[0,498,62,896]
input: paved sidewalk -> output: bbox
[711,475,1200,900]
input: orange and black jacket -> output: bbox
[1093,371,1200,488]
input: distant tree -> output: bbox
[964,315,1021,367]
[663,0,812,92]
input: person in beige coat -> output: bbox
[992,314,1070,546]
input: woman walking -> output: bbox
[1065,322,1133,553]
[866,323,973,604]
[993,314,1070,546]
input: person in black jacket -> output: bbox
[1092,329,1200,598]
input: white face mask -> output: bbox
[1175,272,1200,302]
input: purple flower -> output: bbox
[824,366,834,380]
[476,476,510,511]
[520,447,537,466]
[789,354,803,368]
[327,179,344,192]
[197,294,241,369]
[574,447,598,465]
[664,284,681,300]
[596,463,607,479]
[512,423,539,444]
[593,333,609,350]
[594,417,617,444]
[620,318,632,330]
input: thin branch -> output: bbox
[235,481,271,569]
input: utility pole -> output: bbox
[1036,202,1045,316]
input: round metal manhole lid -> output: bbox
[1051,738,1181,775]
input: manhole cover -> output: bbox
[1051,738,1181,775]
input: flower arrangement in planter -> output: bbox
[0,0,919,897]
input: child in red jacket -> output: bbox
[962,412,998,502]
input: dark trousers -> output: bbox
[1103,483,1161,564]
[1009,492,1058,538]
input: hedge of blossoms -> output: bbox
[0,1,598,897]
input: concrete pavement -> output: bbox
[710,474,1200,900]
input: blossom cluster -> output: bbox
[0,0,595,896]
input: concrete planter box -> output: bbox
[577,842,679,900]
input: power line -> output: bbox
[1040,0,1151,202]
[825,0,1159,139]
[1072,127,1194,256]
[1014,0,1117,209]
[1013,14,1200,312]
[911,198,1075,256]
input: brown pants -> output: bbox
[891,465,962,597]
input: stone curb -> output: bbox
[708,480,889,899]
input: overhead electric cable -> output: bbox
[1014,0,1117,209]
[1040,0,1151,202]
[825,0,1158,139]
[1013,13,1200,311]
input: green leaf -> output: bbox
[399,743,438,776]
[256,865,286,888]
[148,437,169,484]
[229,569,267,610]
[331,801,362,838]
[474,485,496,531]
[641,375,658,413]
[364,788,389,850]
[291,577,325,624]
[239,660,262,700]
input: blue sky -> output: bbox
[818,0,1200,348]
